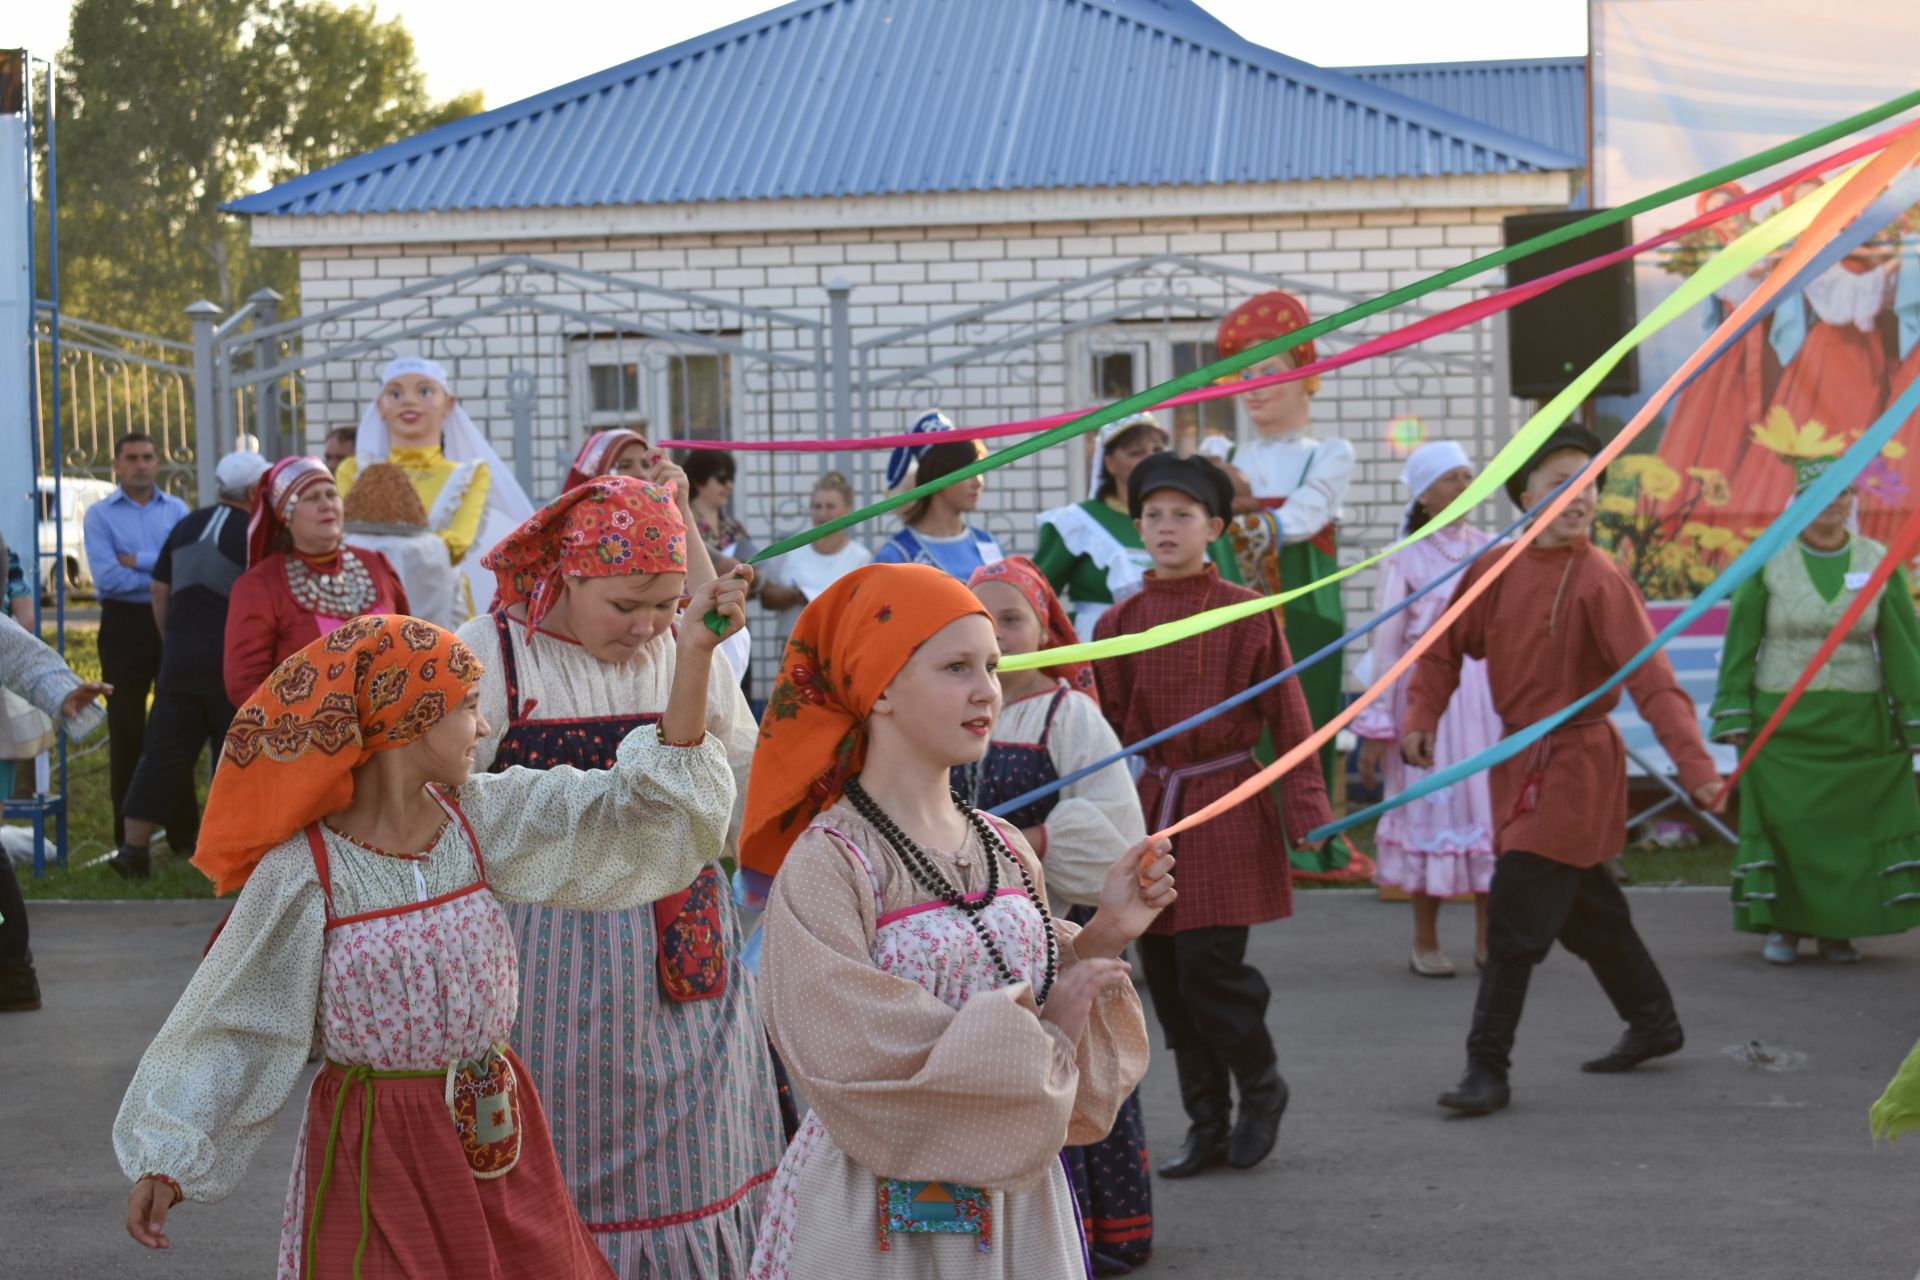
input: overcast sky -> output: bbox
[14,0,1585,110]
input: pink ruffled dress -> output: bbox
[1353,526,1500,896]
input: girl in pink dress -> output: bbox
[1354,442,1499,977]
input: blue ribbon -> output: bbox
[1311,178,1920,843]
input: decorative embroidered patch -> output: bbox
[876,1178,992,1254]
[445,1049,521,1179]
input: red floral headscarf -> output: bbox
[740,564,989,877]
[482,476,688,628]
[967,556,1096,698]
[563,428,649,493]
[193,615,484,894]
[247,456,334,567]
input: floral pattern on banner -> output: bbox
[1603,408,1920,604]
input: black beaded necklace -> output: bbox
[844,776,1057,1005]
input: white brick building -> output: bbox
[225,0,1585,675]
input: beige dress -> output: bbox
[748,801,1148,1279]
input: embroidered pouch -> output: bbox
[655,865,728,1002]
[444,1048,521,1179]
[876,1178,993,1254]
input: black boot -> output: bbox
[0,957,41,1012]
[1438,960,1529,1117]
[1583,933,1683,1073]
[108,843,150,880]
[1226,1063,1289,1169]
[1581,1011,1683,1073]
[1158,1049,1231,1179]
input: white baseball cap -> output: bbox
[215,451,271,492]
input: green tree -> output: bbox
[52,0,482,339]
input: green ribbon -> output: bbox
[998,157,1857,669]
[702,88,1920,636]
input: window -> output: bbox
[1067,327,1242,495]
[1169,340,1237,458]
[571,338,736,444]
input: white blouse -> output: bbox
[111,727,734,1201]
[988,681,1146,909]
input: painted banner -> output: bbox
[1592,0,1920,597]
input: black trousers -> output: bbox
[1469,850,1676,1072]
[121,688,231,838]
[1137,926,1277,1092]
[0,854,27,966]
[98,601,198,849]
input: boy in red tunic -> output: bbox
[1403,426,1722,1116]
[1092,453,1332,1177]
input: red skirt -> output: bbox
[296,1049,614,1279]
[1652,323,1778,524]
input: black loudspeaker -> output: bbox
[1502,210,1639,400]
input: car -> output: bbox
[35,475,119,597]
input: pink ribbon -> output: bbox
[662,124,1902,454]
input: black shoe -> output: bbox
[1438,1063,1510,1115]
[108,844,150,880]
[0,959,41,1012]
[1226,1066,1289,1169]
[1581,1018,1684,1073]
[1157,1121,1229,1179]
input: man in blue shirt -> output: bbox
[82,433,189,856]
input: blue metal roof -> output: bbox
[1340,57,1588,166]
[226,0,1582,218]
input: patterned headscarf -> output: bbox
[192,615,484,894]
[740,563,989,877]
[483,476,689,629]
[967,556,1096,698]
[885,409,958,490]
[247,456,335,567]
[564,428,650,493]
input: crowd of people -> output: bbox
[1,284,1916,1277]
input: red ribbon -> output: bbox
[1714,503,1920,811]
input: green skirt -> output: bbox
[1732,689,1920,938]
[1274,539,1347,876]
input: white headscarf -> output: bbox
[357,356,536,613]
[1089,413,1169,500]
[1397,440,1473,536]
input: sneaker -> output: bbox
[0,959,41,1012]
[1762,932,1799,965]
[1817,938,1861,964]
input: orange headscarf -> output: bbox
[192,615,485,895]
[967,555,1096,698]
[739,563,989,877]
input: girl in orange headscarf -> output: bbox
[739,563,1173,1279]
[114,593,747,1278]
[459,477,783,1277]
[960,556,1155,1275]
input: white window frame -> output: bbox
[567,334,740,446]
[1065,322,1238,497]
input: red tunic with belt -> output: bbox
[223,549,409,706]
[1092,568,1332,933]
[1405,537,1718,868]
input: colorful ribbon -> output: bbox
[984,478,1569,820]
[1711,501,1920,810]
[667,124,1911,459]
[732,91,1920,572]
[1001,147,1879,673]
[1300,148,1920,846]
